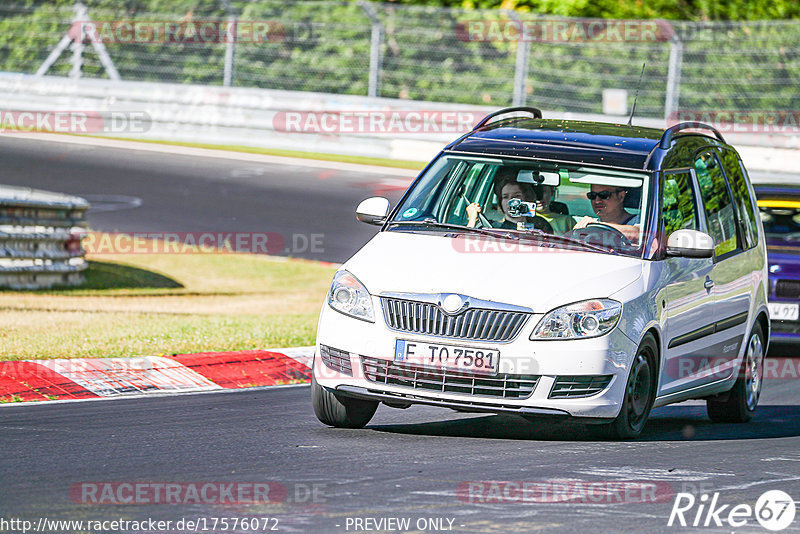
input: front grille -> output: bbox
[361,356,539,399]
[549,375,613,398]
[380,297,529,342]
[319,345,353,376]
[776,279,800,299]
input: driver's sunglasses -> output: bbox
[586,191,615,200]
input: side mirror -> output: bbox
[356,197,390,226]
[666,229,714,258]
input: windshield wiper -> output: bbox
[386,219,518,241]
[388,219,619,254]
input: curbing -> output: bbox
[0,347,314,403]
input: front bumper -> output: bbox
[770,320,800,343]
[315,303,638,420]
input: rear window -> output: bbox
[758,201,800,242]
[695,151,740,257]
[718,149,759,249]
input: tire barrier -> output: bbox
[0,185,89,290]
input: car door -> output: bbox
[693,149,751,384]
[659,169,717,396]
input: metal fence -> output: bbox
[0,186,88,290]
[0,1,798,120]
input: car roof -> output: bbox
[753,183,800,199]
[448,118,666,170]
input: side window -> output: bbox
[718,148,759,249]
[695,151,741,257]
[662,171,699,235]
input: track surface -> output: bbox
[3,381,800,533]
[0,137,411,263]
[3,137,800,533]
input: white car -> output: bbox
[311,109,769,438]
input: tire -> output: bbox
[707,323,765,423]
[606,333,658,439]
[311,375,378,429]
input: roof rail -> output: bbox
[473,106,543,130]
[659,121,725,149]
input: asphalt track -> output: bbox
[3,381,800,534]
[0,136,412,263]
[3,136,800,533]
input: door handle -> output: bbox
[704,279,715,290]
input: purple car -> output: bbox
[755,183,800,344]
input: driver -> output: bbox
[573,184,640,243]
[466,170,552,232]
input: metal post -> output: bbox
[505,11,529,107]
[358,1,383,98]
[664,35,684,121]
[224,16,237,87]
[37,2,120,80]
[512,40,530,107]
[69,4,86,79]
[36,35,72,77]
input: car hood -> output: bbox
[344,231,644,313]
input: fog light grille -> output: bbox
[549,375,613,398]
[361,356,538,399]
[776,279,800,299]
[319,345,353,376]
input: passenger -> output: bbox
[533,184,576,235]
[466,173,552,232]
[573,184,640,243]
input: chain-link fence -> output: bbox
[1,1,798,120]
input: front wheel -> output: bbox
[606,333,657,439]
[707,323,765,423]
[311,375,378,429]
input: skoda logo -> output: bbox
[441,294,467,314]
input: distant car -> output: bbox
[754,184,800,344]
[312,108,770,439]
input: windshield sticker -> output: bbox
[402,207,419,218]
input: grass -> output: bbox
[0,239,337,360]
[81,134,428,170]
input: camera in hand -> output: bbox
[507,198,537,218]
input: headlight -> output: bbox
[327,270,375,322]
[531,299,621,340]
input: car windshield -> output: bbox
[388,154,651,257]
[758,200,800,242]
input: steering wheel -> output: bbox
[568,222,632,248]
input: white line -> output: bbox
[713,474,800,492]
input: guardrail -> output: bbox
[0,185,89,290]
[0,72,798,173]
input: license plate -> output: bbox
[394,339,499,375]
[769,302,799,321]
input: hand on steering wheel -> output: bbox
[583,222,632,247]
